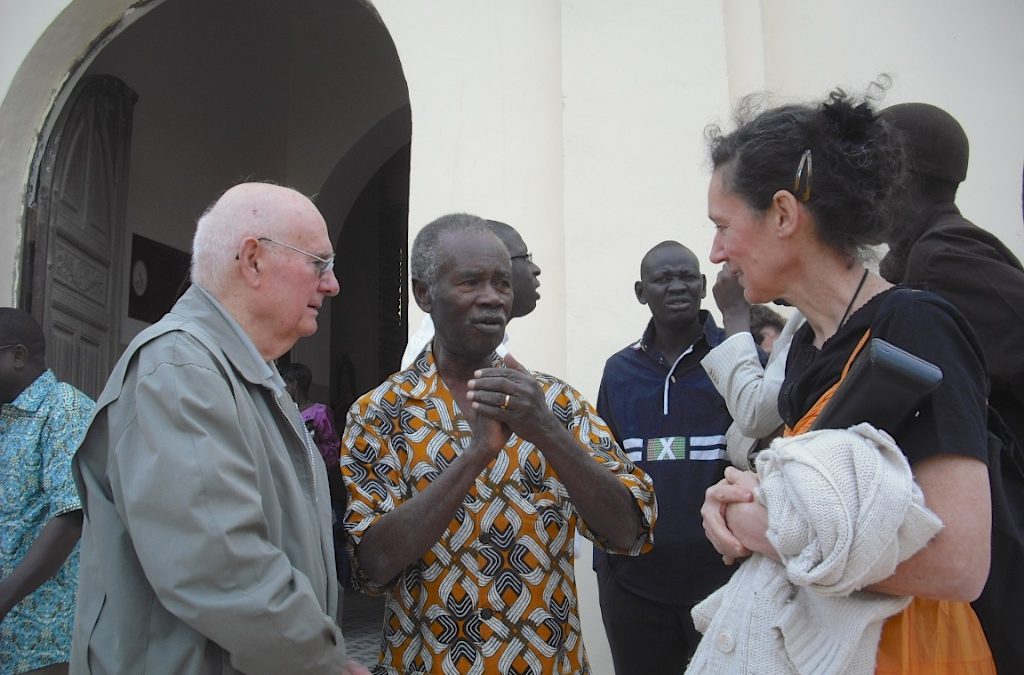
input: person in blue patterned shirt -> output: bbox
[0,308,93,675]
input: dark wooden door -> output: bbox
[23,75,137,398]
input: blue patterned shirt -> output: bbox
[1,370,93,674]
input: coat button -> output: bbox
[479,530,491,545]
[479,608,494,620]
[715,631,735,653]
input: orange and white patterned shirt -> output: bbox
[340,347,657,675]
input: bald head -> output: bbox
[640,241,699,278]
[191,182,326,294]
[635,241,705,333]
[883,103,969,190]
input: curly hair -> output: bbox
[706,80,906,260]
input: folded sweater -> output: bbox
[687,423,943,674]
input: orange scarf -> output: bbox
[785,329,994,674]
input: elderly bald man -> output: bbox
[71,183,368,675]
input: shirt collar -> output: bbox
[396,341,505,436]
[400,341,505,400]
[633,310,714,363]
[7,369,58,414]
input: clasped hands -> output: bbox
[701,466,773,565]
[465,353,560,455]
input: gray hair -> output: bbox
[410,213,495,287]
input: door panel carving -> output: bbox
[27,75,137,398]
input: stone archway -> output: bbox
[5,0,412,407]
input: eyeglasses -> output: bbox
[793,149,813,202]
[258,237,335,276]
[0,344,21,352]
[510,252,533,263]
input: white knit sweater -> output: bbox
[686,423,943,675]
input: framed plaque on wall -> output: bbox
[127,233,190,324]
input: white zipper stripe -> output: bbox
[663,344,695,415]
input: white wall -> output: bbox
[371,0,567,379]
[1,2,1022,672]
[562,0,734,402]
[561,3,734,670]
[759,0,1024,258]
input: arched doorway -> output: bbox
[18,0,411,406]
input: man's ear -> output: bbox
[700,273,707,300]
[238,237,262,287]
[769,189,802,240]
[634,280,647,304]
[10,344,29,370]
[412,279,432,313]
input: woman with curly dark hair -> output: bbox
[695,86,996,674]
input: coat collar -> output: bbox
[170,285,282,390]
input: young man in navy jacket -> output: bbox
[595,241,735,673]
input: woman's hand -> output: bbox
[722,469,776,561]
[701,467,756,564]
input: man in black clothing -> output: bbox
[881,102,1024,674]
[881,102,1024,447]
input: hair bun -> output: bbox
[821,90,877,143]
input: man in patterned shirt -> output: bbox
[0,308,93,675]
[340,213,657,675]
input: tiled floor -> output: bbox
[341,588,386,665]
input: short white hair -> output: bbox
[191,203,235,292]
[191,182,295,293]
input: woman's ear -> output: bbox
[769,189,803,240]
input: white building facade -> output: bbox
[2,1,1022,670]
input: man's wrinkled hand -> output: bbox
[465,402,511,460]
[466,353,560,447]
